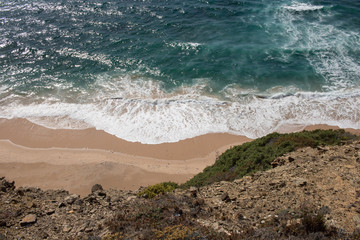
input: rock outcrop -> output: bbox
[1,141,360,239]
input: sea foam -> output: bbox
[283,3,324,12]
[1,76,359,144]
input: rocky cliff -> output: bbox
[1,140,360,239]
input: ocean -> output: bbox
[0,0,359,144]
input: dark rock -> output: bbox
[91,184,103,193]
[20,214,37,226]
[189,186,197,197]
[40,231,49,239]
[0,177,15,192]
[58,202,66,208]
[190,207,200,217]
[0,220,6,227]
[236,212,246,221]
[46,209,55,215]
[97,191,106,197]
[16,189,24,196]
[174,207,183,216]
[221,193,230,202]
[193,198,205,206]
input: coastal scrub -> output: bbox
[183,129,358,188]
[138,182,179,199]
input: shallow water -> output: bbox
[0,0,359,143]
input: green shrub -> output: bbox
[302,211,326,233]
[154,225,194,240]
[138,182,179,199]
[183,129,358,188]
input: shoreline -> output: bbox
[0,118,359,196]
[0,118,251,160]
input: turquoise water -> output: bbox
[0,0,359,143]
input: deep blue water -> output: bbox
[0,0,359,143]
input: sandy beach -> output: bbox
[0,118,251,196]
[0,118,359,196]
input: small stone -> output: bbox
[77,223,88,232]
[20,214,37,226]
[72,205,81,211]
[16,189,24,196]
[63,225,72,233]
[356,190,360,198]
[65,194,79,204]
[91,184,103,193]
[26,201,36,209]
[40,231,49,239]
[190,208,199,218]
[193,198,205,206]
[221,193,230,202]
[58,202,66,208]
[97,191,106,197]
[294,178,307,187]
[288,156,295,162]
[236,212,245,221]
[286,220,292,227]
[126,196,137,201]
[46,209,55,215]
[189,186,197,197]
[189,186,197,192]
[0,220,6,227]
[233,179,243,184]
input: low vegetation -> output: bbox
[105,194,228,240]
[137,182,179,199]
[183,129,358,188]
[104,195,356,239]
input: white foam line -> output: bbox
[1,88,359,144]
[283,3,323,11]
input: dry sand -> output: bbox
[0,118,358,196]
[0,118,250,196]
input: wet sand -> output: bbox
[0,118,358,196]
